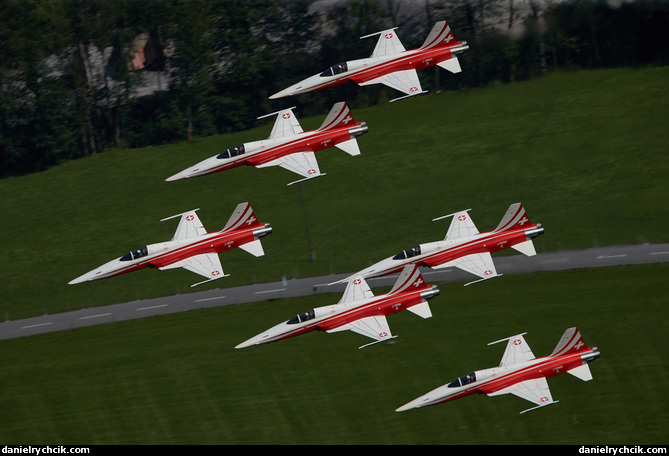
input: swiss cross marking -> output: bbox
[410,87,419,92]
[353,278,362,285]
[575,340,584,350]
[413,278,423,287]
[282,113,291,119]
[445,34,454,43]
[484,270,493,276]
[343,115,352,124]
[308,169,317,175]
[458,215,467,221]
[540,397,550,403]
[385,33,393,39]
[379,331,388,338]
[212,270,220,276]
[246,216,256,225]
[519,216,528,225]
[186,215,194,221]
[514,339,522,345]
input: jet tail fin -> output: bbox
[493,203,532,232]
[335,138,361,156]
[511,239,537,256]
[550,327,600,381]
[419,21,457,50]
[222,202,262,232]
[437,57,461,74]
[318,102,355,131]
[388,264,431,294]
[568,364,594,382]
[549,327,590,357]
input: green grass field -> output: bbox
[1,67,668,444]
[0,264,667,444]
[1,67,668,320]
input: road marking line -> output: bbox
[194,296,227,302]
[650,251,669,255]
[136,304,168,311]
[79,313,112,320]
[254,288,286,294]
[596,254,627,259]
[21,322,53,329]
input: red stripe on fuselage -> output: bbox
[420,351,590,408]
[379,226,537,277]
[264,288,427,344]
[101,229,256,279]
[298,45,460,95]
[195,125,360,177]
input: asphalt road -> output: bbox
[1,243,667,341]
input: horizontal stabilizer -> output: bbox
[239,239,265,257]
[335,138,361,156]
[437,57,461,73]
[568,364,593,382]
[407,301,432,319]
[511,239,537,257]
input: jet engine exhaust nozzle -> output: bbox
[525,223,544,239]
[349,122,368,138]
[253,223,273,239]
[420,285,440,301]
[582,347,600,364]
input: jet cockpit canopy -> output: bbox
[393,245,421,260]
[320,62,348,77]
[447,372,477,388]
[217,144,245,159]
[120,246,148,262]
[287,309,316,325]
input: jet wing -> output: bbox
[338,275,375,304]
[487,377,557,414]
[433,251,500,285]
[328,315,396,349]
[256,151,324,185]
[364,28,406,58]
[161,209,207,241]
[492,333,536,366]
[160,252,227,287]
[358,69,425,101]
[433,209,479,240]
[261,107,303,139]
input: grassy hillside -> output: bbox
[1,66,668,322]
[0,264,667,444]
[1,67,667,445]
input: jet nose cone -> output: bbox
[68,269,98,285]
[269,89,289,100]
[235,338,258,349]
[395,402,416,412]
[165,171,186,182]
[68,276,87,285]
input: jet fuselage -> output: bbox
[271,43,469,99]
[358,222,544,278]
[397,346,600,411]
[235,283,439,348]
[69,223,272,284]
[166,121,367,181]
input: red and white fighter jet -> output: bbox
[396,327,600,414]
[68,202,272,287]
[235,264,440,349]
[165,102,368,186]
[334,203,544,286]
[270,21,469,102]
